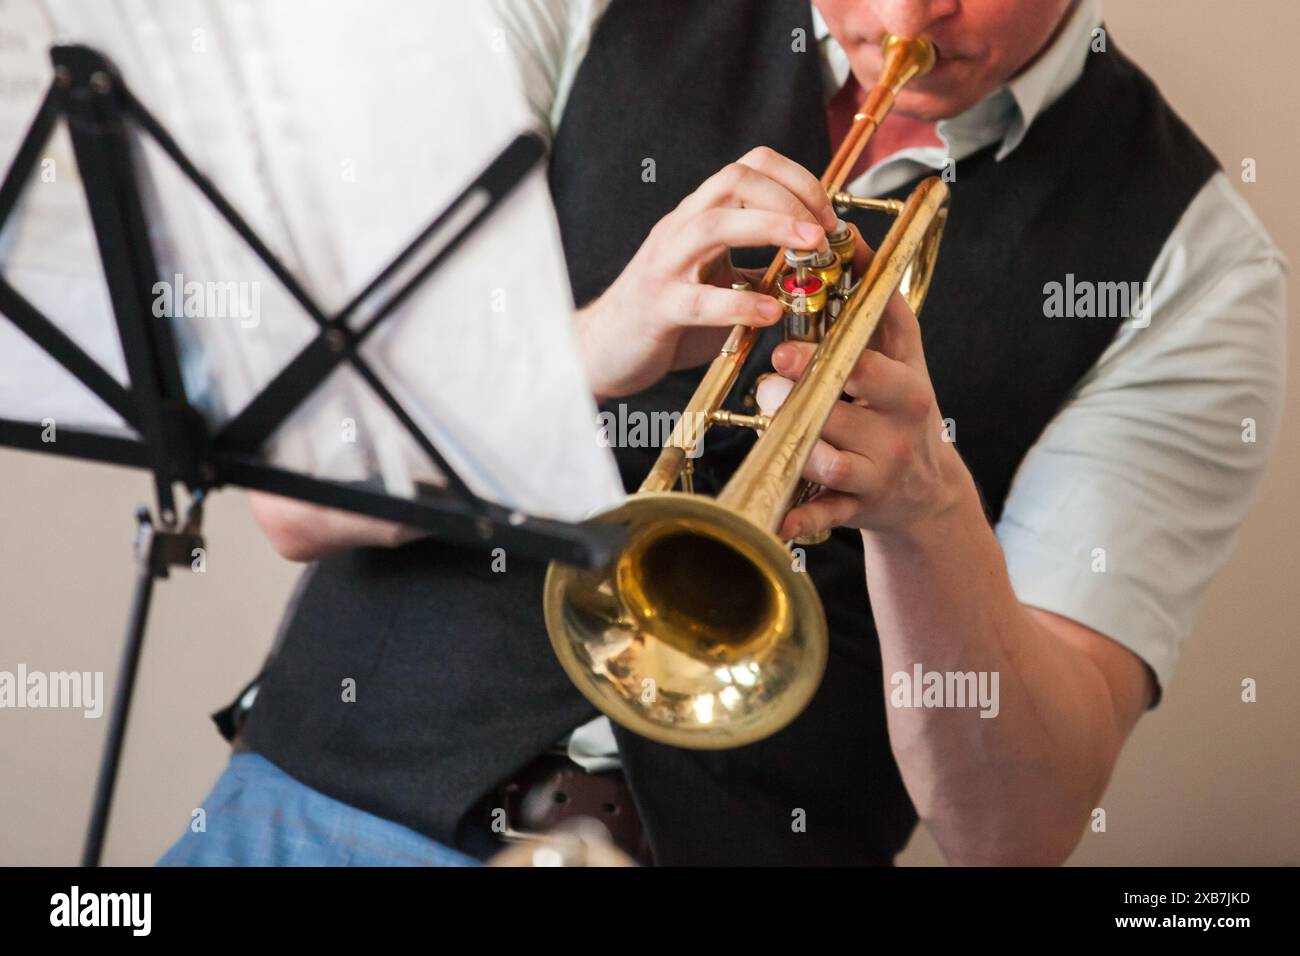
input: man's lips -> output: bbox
[857,35,968,64]
[854,40,971,87]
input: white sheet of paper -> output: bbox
[0,0,624,521]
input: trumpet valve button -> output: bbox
[781,274,823,297]
[779,273,828,319]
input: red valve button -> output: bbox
[781,274,824,296]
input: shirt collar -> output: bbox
[811,0,1102,162]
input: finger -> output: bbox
[754,370,793,416]
[665,283,783,329]
[756,371,902,474]
[801,435,879,495]
[836,222,927,370]
[814,400,894,458]
[770,340,921,414]
[665,207,826,274]
[780,490,862,541]
[847,221,875,277]
[755,375,884,454]
[867,286,925,370]
[736,146,839,232]
[677,161,832,237]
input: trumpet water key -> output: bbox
[544,35,951,749]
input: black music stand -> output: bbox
[0,45,622,867]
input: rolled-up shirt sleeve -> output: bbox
[488,0,613,141]
[995,172,1287,697]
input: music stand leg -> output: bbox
[80,501,204,867]
[80,537,156,867]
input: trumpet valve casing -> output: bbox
[779,271,827,342]
[828,219,857,297]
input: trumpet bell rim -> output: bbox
[544,492,828,750]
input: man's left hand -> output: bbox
[756,274,967,542]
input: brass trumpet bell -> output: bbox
[545,494,827,749]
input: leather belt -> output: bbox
[468,752,653,865]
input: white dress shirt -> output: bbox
[484,0,1288,767]
[0,0,625,522]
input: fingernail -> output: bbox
[795,221,823,245]
[757,298,781,321]
[772,343,793,370]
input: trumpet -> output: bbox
[544,35,950,749]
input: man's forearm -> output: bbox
[249,492,429,563]
[860,466,1132,865]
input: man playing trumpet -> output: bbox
[172,0,1285,866]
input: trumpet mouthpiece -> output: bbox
[879,34,937,90]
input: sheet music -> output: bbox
[0,0,624,522]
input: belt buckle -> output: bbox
[491,813,632,867]
[500,822,552,844]
[490,779,636,866]
[496,781,551,844]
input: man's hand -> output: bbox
[750,256,1154,864]
[252,147,836,562]
[755,283,965,541]
[575,146,838,399]
[249,491,429,563]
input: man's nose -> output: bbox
[868,0,959,39]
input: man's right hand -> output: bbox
[251,149,836,562]
[574,146,837,399]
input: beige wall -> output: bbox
[1,0,1296,865]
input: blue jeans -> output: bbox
[157,752,481,867]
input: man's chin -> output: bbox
[891,89,980,123]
